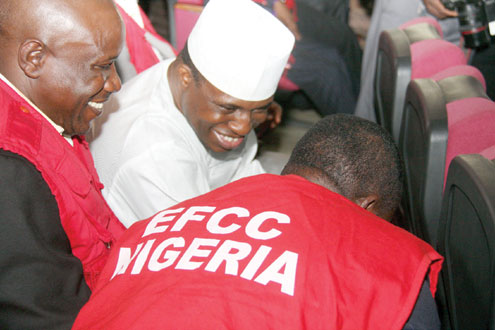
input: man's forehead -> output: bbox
[203,78,274,110]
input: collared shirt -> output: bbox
[90,59,265,227]
[0,73,73,146]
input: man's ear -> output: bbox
[355,194,379,214]
[177,63,194,88]
[18,39,46,79]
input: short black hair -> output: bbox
[282,114,404,218]
[177,41,203,85]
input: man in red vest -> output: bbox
[0,0,126,328]
[74,114,443,329]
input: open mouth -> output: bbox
[214,131,244,150]
[88,101,105,115]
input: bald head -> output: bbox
[0,0,124,136]
[0,0,121,73]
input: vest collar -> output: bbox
[0,73,73,146]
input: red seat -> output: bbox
[399,68,492,244]
[374,17,467,141]
[445,97,495,183]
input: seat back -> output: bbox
[374,18,467,142]
[436,153,495,330]
[171,1,204,51]
[399,72,491,244]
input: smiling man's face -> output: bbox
[178,74,273,153]
[21,0,124,136]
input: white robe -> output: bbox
[90,59,265,227]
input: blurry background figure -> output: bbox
[115,0,176,82]
[261,0,363,116]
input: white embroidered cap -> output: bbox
[187,0,295,101]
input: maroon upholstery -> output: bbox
[445,97,495,183]
[411,39,467,79]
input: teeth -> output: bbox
[221,135,239,143]
[88,101,104,109]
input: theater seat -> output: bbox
[436,153,495,330]
[374,18,467,141]
[399,71,495,244]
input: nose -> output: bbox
[104,64,122,93]
[229,109,252,136]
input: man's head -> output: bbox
[0,0,124,136]
[282,114,404,221]
[169,0,294,153]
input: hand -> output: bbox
[255,101,283,138]
[273,1,302,41]
[423,0,458,19]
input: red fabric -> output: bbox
[252,0,296,11]
[400,16,443,39]
[174,5,203,51]
[445,97,495,183]
[411,39,467,79]
[74,174,442,330]
[0,80,125,289]
[116,4,176,74]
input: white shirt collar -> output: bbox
[0,73,74,146]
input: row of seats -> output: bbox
[374,17,495,330]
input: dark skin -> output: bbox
[283,166,390,221]
[167,58,281,153]
[0,0,124,136]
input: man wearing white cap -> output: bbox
[90,0,295,228]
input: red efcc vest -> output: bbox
[74,174,443,330]
[0,79,125,289]
[115,3,176,74]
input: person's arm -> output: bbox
[423,0,458,19]
[403,278,441,330]
[0,150,91,330]
[104,142,210,226]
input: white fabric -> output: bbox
[90,59,265,228]
[188,0,294,101]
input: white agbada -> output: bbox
[90,59,265,227]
